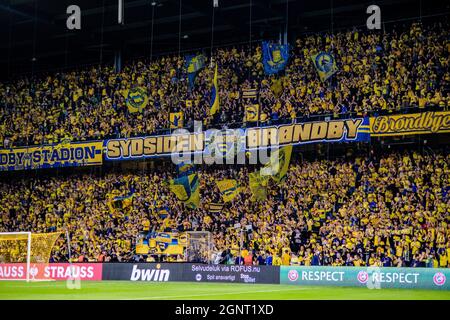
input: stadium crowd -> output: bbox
[0,19,449,268]
[0,149,448,268]
[0,21,449,148]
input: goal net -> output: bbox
[184,231,214,264]
[0,232,62,281]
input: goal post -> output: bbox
[0,232,31,281]
[0,232,62,281]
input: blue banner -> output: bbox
[104,117,371,160]
[0,141,103,172]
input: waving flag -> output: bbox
[249,172,269,201]
[157,206,170,219]
[176,162,195,177]
[216,179,241,202]
[311,52,338,81]
[126,87,148,113]
[260,145,293,183]
[185,54,206,88]
[210,63,220,116]
[169,173,200,209]
[108,191,134,212]
[262,41,290,75]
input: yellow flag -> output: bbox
[270,78,283,97]
[245,104,260,122]
[210,63,220,116]
[311,52,338,82]
[186,181,200,209]
[127,87,148,113]
[216,179,241,202]
[208,202,225,213]
[260,145,293,183]
[249,172,269,201]
[170,112,184,128]
[169,174,200,209]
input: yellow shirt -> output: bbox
[353,259,364,267]
[281,253,291,266]
[273,255,282,266]
[439,254,448,267]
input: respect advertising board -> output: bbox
[281,266,450,290]
[185,264,280,284]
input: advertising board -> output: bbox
[0,263,103,281]
[280,266,450,290]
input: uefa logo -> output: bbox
[357,271,369,284]
[287,270,299,282]
[195,273,202,282]
[29,264,39,280]
[433,272,446,286]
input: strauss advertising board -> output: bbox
[0,263,103,281]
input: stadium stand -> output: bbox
[0,21,449,148]
[0,19,449,269]
[0,148,448,268]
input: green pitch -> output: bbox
[0,281,449,300]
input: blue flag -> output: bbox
[354,117,371,142]
[262,42,290,75]
[311,52,338,81]
[176,162,195,177]
[157,206,170,219]
[169,173,200,209]
[185,54,206,89]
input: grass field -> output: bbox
[0,281,449,300]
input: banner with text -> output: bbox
[102,263,279,284]
[281,266,450,290]
[104,117,370,161]
[186,264,279,284]
[102,263,186,282]
[0,141,103,172]
[0,263,103,281]
[370,111,450,136]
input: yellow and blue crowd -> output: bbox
[0,149,448,267]
[0,21,449,148]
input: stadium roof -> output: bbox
[0,0,448,78]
